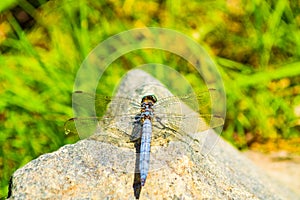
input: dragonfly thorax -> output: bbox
[140,95,156,122]
[141,103,154,119]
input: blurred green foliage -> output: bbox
[1,0,300,197]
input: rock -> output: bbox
[8,69,300,200]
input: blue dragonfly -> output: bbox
[64,89,224,187]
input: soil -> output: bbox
[244,150,300,196]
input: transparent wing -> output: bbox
[72,88,219,117]
[64,115,142,149]
[72,91,141,118]
[154,88,218,111]
[148,88,224,144]
[65,89,224,147]
[68,89,222,126]
[64,113,223,143]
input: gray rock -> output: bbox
[8,70,300,200]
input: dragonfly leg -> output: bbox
[154,116,167,129]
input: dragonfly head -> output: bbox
[141,94,157,104]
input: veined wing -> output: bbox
[149,113,224,146]
[66,89,224,147]
[153,113,224,132]
[148,88,224,145]
[72,91,141,118]
[72,88,219,117]
[153,88,220,114]
[64,112,223,148]
[64,114,141,149]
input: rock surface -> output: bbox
[244,150,300,197]
[8,70,300,200]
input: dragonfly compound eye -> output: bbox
[141,94,157,104]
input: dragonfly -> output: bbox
[64,88,224,187]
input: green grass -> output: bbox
[1,0,300,197]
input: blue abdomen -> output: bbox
[140,118,152,186]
